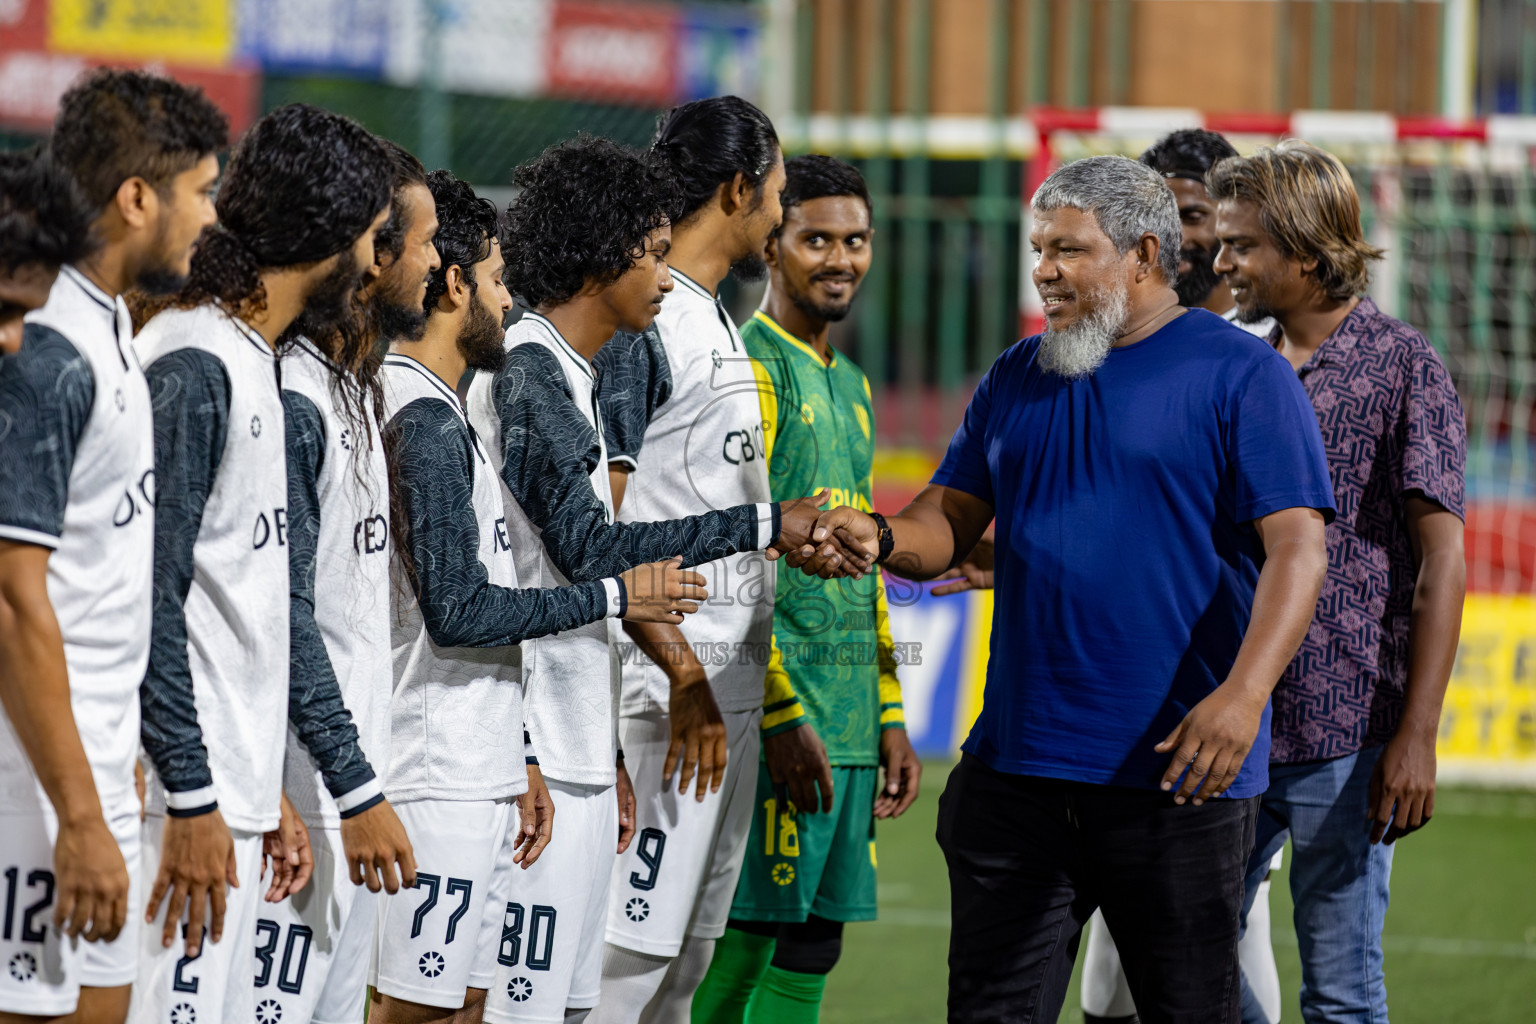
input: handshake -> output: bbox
[621,491,884,621]
[766,489,880,578]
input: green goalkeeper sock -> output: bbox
[744,966,828,1024]
[692,926,776,1024]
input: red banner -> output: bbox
[547,0,678,108]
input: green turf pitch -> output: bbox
[821,762,1536,1023]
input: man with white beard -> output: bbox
[799,155,1336,1024]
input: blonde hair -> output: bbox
[1206,139,1383,300]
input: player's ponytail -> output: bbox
[651,95,779,225]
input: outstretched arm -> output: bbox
[790,484,994,582]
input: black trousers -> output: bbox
[936,754,1259,1024]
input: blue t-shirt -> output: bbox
[932,309,1336,798]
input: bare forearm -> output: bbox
[1225,536,1328,700]
[1400,551,1466,737]
[621,620,707,686]
[884,487,993,581]
[0,590,101,824]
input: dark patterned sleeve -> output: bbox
[141,348,229,816]
[1400,341,1467,519]
[593,325,672,469]
[495,345,774,580]
[0,326,94,548]
[386,397,619,648]
[284,390,380,816]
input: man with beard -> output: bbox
[130,103,392,1024]
[262,138,435,1024]
[592,98,867,1024]
[1078,130,1284,1024]
[1138,129,1276,342]
[1212,143,1466,1024]
[373,170,707,1024]
[0,70,225,1024]
[0,149,93,355]
[691,154,920,1024]
[799,155,1336,1024]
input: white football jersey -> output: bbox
[606,271,775,714]
[280,339,393,827]
[0,267,153,813]
[136,304,290,833]
[381,353,528,804]
[465,312,620,787]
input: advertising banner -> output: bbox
[1,0,258,134]
[49,0,235,66]
[385,0,547,98]
[546,0,677,107]
[239,0,389,76]
[677,3,759,103]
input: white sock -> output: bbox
[639,936,717,1024]
[1080,909,1138,1018]
[592,943,673,1024]
[1239,878,1282,1024]
[565,1009,594,1023]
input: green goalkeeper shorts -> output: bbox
[729,763,879,924]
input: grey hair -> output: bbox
[1032,155,1181,284]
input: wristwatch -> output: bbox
[869,512,895,565]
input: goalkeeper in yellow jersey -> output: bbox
[693,155,921,1024]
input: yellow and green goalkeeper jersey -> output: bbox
[741,310,905,767]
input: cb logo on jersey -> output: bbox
[508,977,534,1002]
[418,951,446,978]
[8,951,36,981]
[354,514,388,555]
[169,1003,197,1024]
[624,897,650,922]
[772,862,795,886]
[256,999,283,1024]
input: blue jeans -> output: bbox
[1238,747,1394,1024]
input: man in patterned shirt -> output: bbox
[693,154,919,1024]
[1211,141,1467,1024]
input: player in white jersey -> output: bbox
[0,150,92,355]
[372,170,710,1024]
[0,71,225,1024]
[260,139,437,1024]
[591,98,868,1024]
[464,137,834,1024]
[131,105,393,1024]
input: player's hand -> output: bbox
[51,811,129,942]
[1155,681,1268,805]
[261,791,313,902]
[874,728,922,819]
[514,765,554,868]
[1369,727,1436,844]
[779,507,879,579]
[666,671,727,802]
[768,491,872,578]
[616,757,637,854]
[931,534,994,595]
[763,723,834,815]
[146,808,238,957]
[340,798,417,893]
[621,558,709,624]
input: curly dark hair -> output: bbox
[501,135,680,309]
[141,103,392,324]
[0,148,94,274]
[374,138,429,264]
[778,154,871,231]
[50,68,229,213]
[423,169,498,313]
[1139,128,1238,182]
[652,95,778,225]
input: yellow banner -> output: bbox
[49,0,234,66]
[1439,594,1536,782]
